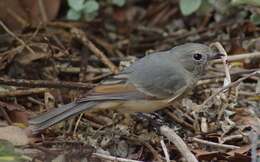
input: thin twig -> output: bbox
[71,28,119,74]
[7,9,28,26]
[221,134,244,144]
[73,113,84,136]
[0,88,47,97]
[57,65,111,74]
[212,52,260,63]
[200,71,259,107]
[0,78,95,89]
[142,141,163,162]
[160,139,170,162]
[92,153,143,162]
[160,126,199,162]
[212,43,235,121]
[201,68,259,80]
[192,137,240,149]
[128,136,163,162]
[0,21,36,56]
[164,110,195,131]
[37,0,48,23]
[250,130,259,162]
[211,42,231,86]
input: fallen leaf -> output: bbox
[227,144,251,156]
[0,126,29,146]
[0,139,25,162]
[0,0,60,30]
[227,153,251,162]
[0,101,28,124]
[9,111,29,124]
[0,101,25,111]
[196,150,228,161]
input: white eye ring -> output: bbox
[193,53,202,60]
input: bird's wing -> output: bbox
[123,53,193,99]
[77,68,158,102]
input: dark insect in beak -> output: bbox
[208,53,225,60]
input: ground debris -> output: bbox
[0,1,259,161]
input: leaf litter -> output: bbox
[0,0,259,161]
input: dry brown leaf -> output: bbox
[0,101,28,124]
[227,153,251,162]
[232,108,258,126]
[9,111,29,124]
[0,101,25,111]
[195,150,228,161]
[227,145,251,156]
[0,0,60,29]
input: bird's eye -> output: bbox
[193,53,202,60]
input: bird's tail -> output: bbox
[29,101,98,134]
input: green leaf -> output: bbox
[83,0,99,14]
[67,0,85,11]
[0,140,15,156]
[250,13,260,25]
[231,0,260,6]
[112,0,126,7]
[0,140,25,162]
[179,0,202,16]
[0,156,16,162]
[66,9,82,20]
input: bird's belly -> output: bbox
[92,100,169,113]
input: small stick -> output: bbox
[210,42,231,86]
[28,96,45,106]
[160,126,199,162]
[7,9,28,27]
[71,28,119,74]
[212,52,260,63]
[164,110,195,131]
[200,71,258,107]
[73,113,84,136]
[160,139,170,162]
[221,134,243,144]
[57,65,111,74]
[0,88,47,97]
[142,141,163,162]
[0,78,95,89]
[92,153,143,162]
[249,129,260,162]
[192,137,240,149]
[37,0,48,23]
[0,21,36,57]
[201,68,259,80]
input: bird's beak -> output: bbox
[208,53,225,60]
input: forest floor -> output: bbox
[0,0,259,162]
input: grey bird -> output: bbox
[29,43,223,133]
